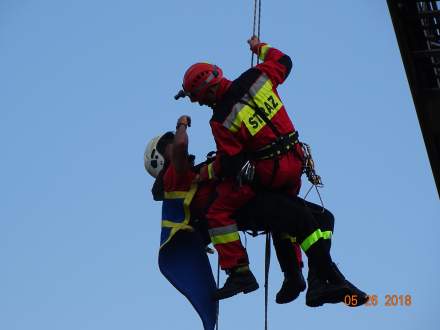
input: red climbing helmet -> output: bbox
[181,63,223,101]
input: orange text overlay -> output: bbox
[344,294,413,307]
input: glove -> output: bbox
[247,35,261,53]
[176,115,191,130]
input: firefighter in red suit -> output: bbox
[145,117,368,307]
[175,36,307,300]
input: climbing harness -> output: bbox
[252,131,300,160]
[239,95,300,188]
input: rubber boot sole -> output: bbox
[276,281,306,304]
[306,282,352,307]
[213,282,259,301]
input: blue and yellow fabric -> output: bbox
[160,184,198,249]
[158,183,217,330]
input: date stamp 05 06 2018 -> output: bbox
[344,294,413,307]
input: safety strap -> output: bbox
[239,96,282,138]
[239,95,283,187]
[252,132,299,160]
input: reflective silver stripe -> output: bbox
[205,72,215,84]
[222,74,269,131]
[208,224,238,237]
[249,74,269,97]
[223,94,249,130]
[192,71,216,96]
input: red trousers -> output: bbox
[206,180,255,270]
[206,151,303,270]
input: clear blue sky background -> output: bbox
[1,1,439,329]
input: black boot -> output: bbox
[213,267,259,301]
[276,270,306,304]
[305,268,352,307]
[305,241,352,307]
[330,262,369,307]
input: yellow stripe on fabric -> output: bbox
[161,220,193,231]
[241,79,283,136]
[159,224,194,250]
[182,183,197,223]
[164,191,187,199]
[211,232,240,245]
[259,44,271,61]
[224,77,283,136]
[322,231,332,240]
[300,229,323,252]
[280,233,296,243]
[159,183,198,250]
[222,102,248,133]
[207,163,214,180]
[208,224,238,237]
[222,75,267,133]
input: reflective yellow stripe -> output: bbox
[223,74,264,133]
[159,183,198,250]
[211,232,240,245]
[208,224,238,237]
[322,231,332,240]
[207,163,214,179]
[182,183,197,225]
[259,44,271,61]
[300,229,323,252]
[280,233,296,243]
[162,220,193,231]
[164,191,187,199]
[223,74,283,136]
[244,79,283,136]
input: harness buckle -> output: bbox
[252,131,299,160]
[237,160,256,186]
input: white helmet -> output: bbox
[144,132,174,178]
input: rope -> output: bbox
[251,0,262,67]
[251,2,270,329]
[264,232,271,330]
[251,0,257,67]
[215,257,220,330]
[257,0,261,65]
[303,184,325,212]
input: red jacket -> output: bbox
[203,43,298,180]
[163,164,216,220]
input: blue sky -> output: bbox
[1,1,439,329]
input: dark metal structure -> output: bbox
[387,0,440,197]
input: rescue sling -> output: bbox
[160,184,198,249]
